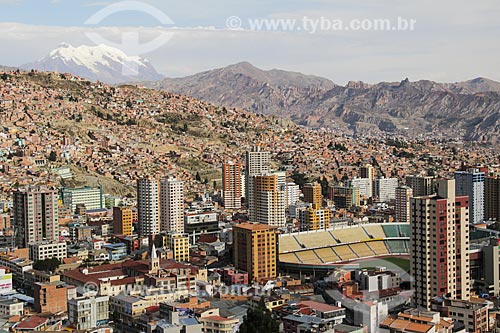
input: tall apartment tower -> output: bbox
[360,164,375,180]
[303,182,322,207]
[233,222,278,282]
[410,179,470,310]
[395,186,413,223]
[160,178,184,234]
[245,147,270,218]
[485,176,500,222]
[406,175,435,197]
[13,187,59,247]
[454,168,485,225]
[113,206,133,236]
[374,178,399,202]
[222,161,242,209]
[137,178,160,237]
[253,172,287,228]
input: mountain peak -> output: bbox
[23,44,163,84]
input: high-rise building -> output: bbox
[61,186,103,213]
[166,233,190,262]
[455,168,485,224]
[485,176,500,222]
[374,178,399,202]
[406,175,435,197]
[298,206,331,231]
[222,161,242,209]
[286,182,301,206]
[329,186,360,209]
[303,182,322,206]
[160,178,184,233]
[395,186,413,223]
[410,179,470,310]
[360,164,375,180]
[137,178,160,237]
[113,206,133,236]
[13,187,59,247]
[349,178,373,198]
[253,172,287,228]
[233,223,278,282]
[245,147,270,217]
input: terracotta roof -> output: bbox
[298,300,343,312]
[16,315,47,329]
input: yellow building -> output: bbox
[233,222,278,282]
[303,182,322,207]
[167,233,190,262]
[113,206,133,236]
[299,205,331,231]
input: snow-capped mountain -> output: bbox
[22,43,163,84]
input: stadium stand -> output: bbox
[294,232,336,248]
[296,250,323,264]
[398,224,411,237]
[363,224,387,239]
[278,223,410,267]
[332,245,359,261]
[314,247,341,263]
[366,240,390,255]
[279,235,302,252]
[386,240,408,254]
[382,224,400,238]
[349,242,375,258]
[331,227,368,243]
[279,252,302,264]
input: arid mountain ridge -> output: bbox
[147,62,500,143]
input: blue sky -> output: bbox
[1,0,500,83]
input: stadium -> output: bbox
[278,223,410,276]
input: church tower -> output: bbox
[149,243,160,275]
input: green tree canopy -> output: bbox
[239,298,279,333]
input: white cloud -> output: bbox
[0,0,499,84]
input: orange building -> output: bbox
[303,182,322,207]
[34,281,68,314]
[233,222,278,282]
[113,206,133,236]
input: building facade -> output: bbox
[137,178,160,237]
[253,172,287,228]
[233,223,278,282]
[410,179,470,310]
[160,178,184,234]
[303,182,322,206]
[395,186,413,223]
[29,242,67,261]
[455,168,485,225]
[68,295,110,330]
[485,175,500,222]
[406,175,435,197]
[61,186,103,213]
[113,206,133,236]
[245,147,271,219]
[13,187,59,247]
[222,161,242,209]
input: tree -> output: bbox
[48,151,57,162]
[239,298,279,333]
[33,257,61,272]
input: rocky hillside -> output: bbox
[150,63,500,143]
